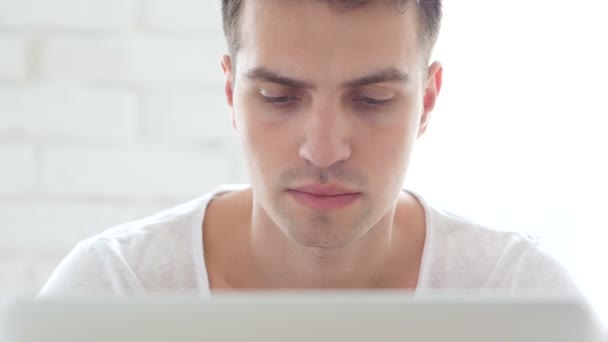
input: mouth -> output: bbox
[286,184,362,210]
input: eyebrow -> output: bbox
[243,68,315,89]
[343,68,411,88]
[242,67,410,89]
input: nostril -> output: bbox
[298,139,351,169]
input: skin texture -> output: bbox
[204,0,442,290]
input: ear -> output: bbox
[417,61,443,138]
[221,54,238,131]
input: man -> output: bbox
[38,0,588,299]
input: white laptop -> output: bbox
[0,292,596,342]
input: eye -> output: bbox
[262,95,298,104]
[259,88,302,107]
[353,96,393,107]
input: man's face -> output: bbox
[222,0,441,249]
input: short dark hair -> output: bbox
[221,0,442,63]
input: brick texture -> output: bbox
[0,144,36,195]
[0,32,27,81]
[41,33,226,85]
[0,0,136,30]
[0,201,135,252]
[40,145,236,200]
[141,0,222,31]
[139,87,234,144]
[0,85,138,143]
[0,0,233,294]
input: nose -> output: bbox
[298,103,352,169]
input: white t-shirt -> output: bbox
[38,184,608,340]
[39,184,582,296]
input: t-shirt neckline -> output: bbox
[192,184,434,294]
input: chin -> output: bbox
[285,221,367,250]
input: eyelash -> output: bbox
[260,94,393,109]
[353,97,392,107]
[262,95,300,104]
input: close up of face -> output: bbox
[222,0,442,249]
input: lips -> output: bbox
[292,184,357,195]
[287,184,361,210]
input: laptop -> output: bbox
[0,291,596,342]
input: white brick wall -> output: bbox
[0,0,136,30]
[141,0,223,31]
[0,0,239,295]
[139,87,234,144]
[0,84,138,143]
[40,144,236,199]
[0,256,61,296]
[0,32,27,81]
[42,33,226,85]
[0,144,36,195]
[0,201,136,252]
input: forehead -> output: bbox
[236,0,422,83]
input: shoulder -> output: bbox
[37,235,138,296]
[430,206,541,257]
[38,186,237,296]
[96,194,211,257]
[422,203,579,292]
[39,184,251,296]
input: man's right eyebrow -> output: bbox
[242,68,316,89]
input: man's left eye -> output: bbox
[353,96,392,107]
[259,91,302,106]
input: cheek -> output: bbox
[369,135,410,171]
[235,103,295,175]
[359,117,418,183]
